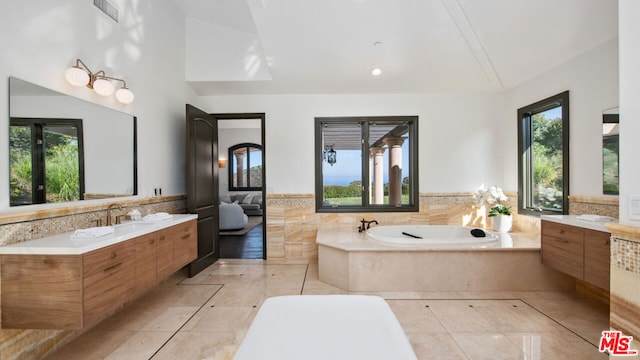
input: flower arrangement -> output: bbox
[473,184,512,217]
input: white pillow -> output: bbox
[242,194,254,204]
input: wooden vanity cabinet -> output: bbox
[541,220,610,290]
[135,232,158,296]
[583,228,611,290]
[83,241,136,326]
[0,219,198,329]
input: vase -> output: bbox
[491,215,512,233]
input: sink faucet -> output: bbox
[106,203,123,226]
[358,218,379,232]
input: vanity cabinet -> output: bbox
[0,219,197,329]
[541,220,610,290]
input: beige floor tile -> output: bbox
[387,300,447,333]
[427,300,494,332]
[408,333,469,360]
[470,300,567,332]
[152,331,239,360]
[46,331,135,360]
[181,306,256,333]
[505,332,608,360]
[95,303,199,332]
[451,332,528,360]
[103,331,175,360]
[46,260,611,360]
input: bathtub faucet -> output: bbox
[358,219,379,232]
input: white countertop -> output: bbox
[540,214,615,233]
[0,214,197,255]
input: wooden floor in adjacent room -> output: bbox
[219,223,264,259]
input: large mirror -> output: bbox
[9,77,137,206]
[603,107,619,195]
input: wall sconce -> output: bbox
[218,159,227,168]
[65,58,135,104]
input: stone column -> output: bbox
[385,137,404,205]
[370,147,385,204]
[235,152,246,187]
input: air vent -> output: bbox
[93,0,119,23]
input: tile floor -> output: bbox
[46,259,610,360]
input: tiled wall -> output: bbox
[264,193,620,261]
[0,196,186,360]
[608,223,640,355]
[265,192,523,261]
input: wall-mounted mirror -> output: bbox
[8,77,137,206]
[603,107,619,195]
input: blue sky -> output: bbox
[324,142,410,186]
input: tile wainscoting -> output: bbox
[265,193,620,262]
[0,196,186,360]
[608,222,640,357]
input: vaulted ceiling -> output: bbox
[173,0,618,95]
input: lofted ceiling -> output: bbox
[173,0,618,95]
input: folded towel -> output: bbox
[71,226,115,239]
[142,212,173,222]
[577,214,615,222]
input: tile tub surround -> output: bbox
[608,222,640,357]
[316,224,575,292]
[0,196,186,360]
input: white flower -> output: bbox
[474,184,508,207]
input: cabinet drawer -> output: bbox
[542,221,584,242]
[135,232,157,294]
[541,221,584,279]
[584,229,610,290]
[83,241,135,277]
[83,259,135,326]
[173,220,197,270]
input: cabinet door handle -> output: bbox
[150,239,155,245]
[110,252,117,259]
[554,238,569,244]
[160,235,165,240]
[605,239,610,245]
[103,263,122,272]
[559,229,565,234]
[181,234,190,239]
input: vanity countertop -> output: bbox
[540,214,615,233]
[0,214,197,255]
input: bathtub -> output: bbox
[366,225,499,246]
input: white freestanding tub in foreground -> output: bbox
[233,295,417,360]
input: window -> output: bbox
[229,143,262,191]
[518,91,569,215]
[602,112,619,195]
[315,116,418,212]
[10,118,85,206]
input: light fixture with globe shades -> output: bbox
[64,58,135,104]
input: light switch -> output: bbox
[629,195,640,220]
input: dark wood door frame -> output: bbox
[214,112,266,260]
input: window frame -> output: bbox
[314,116,419,213]
[228,142,263,191]
[517,91,570,216]
[9,117,85,206]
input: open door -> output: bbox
[186,104,219,276]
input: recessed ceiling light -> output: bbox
[371,68,382,76]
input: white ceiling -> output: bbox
[173,0,618,95]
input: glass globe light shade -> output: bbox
[65,66,89,86]
[92,78,114,96]
[115,87,135,104]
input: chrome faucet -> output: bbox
[358,218,379,232]
[106,203,124,226]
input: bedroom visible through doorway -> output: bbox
[216,114,266,259]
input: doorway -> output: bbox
[216,113,266,259]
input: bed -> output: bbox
[233,295,417,360]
